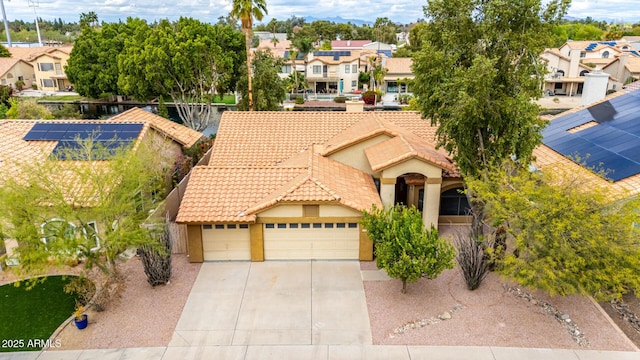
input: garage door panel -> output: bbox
[263,224,359,260]
[202,226,250,261]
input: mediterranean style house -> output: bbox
[0,107,203,263]
[541,40,640,96]
[176,102,471,263]
[7,46,73,91]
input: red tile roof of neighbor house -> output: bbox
[109,107,204,148]
[0,109,203,186]
[176,111,455,223]
[384,58,413,76]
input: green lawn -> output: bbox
[36,95,86,101]
[211,94,236,105]
[0,276,81,352]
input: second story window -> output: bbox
[38,63,54,71]
[313,65,321,74]
[281,65,292,74]
[344,64,350,74]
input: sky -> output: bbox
[1,0,639,26]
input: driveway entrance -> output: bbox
[169,261,372,346]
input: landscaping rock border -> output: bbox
[504,285,589,347]
[390,304,465,338]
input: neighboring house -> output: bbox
[602,54,640,89]
[28,47,73,91]
[176,103,470,262]
[0,107,203,260]
[331,40,373,50]
[535,81,640,197]
[305,50,372,93]
[0,107,203,181]
[541,40,640,96]
[381,57,414,104]
[0,58,35,89]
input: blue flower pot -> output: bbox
[74,314,88,330]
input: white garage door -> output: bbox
[263,222,359,260]
[202,224,251,260]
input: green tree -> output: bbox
[466,161,640,301]
[79,11,99,29]
[230,0,267,111]
[412,0,570,177]
[0,45,11,57]
[66,20,136,98]
[52,104,82,119]
[361,205,455,294]
[118,18,244,131]
[373,17,398,44]
[291,35,313,80]
[157,97,169,119]
[6,98,53,119]
[0,137,167,307]
[237,49,286,111]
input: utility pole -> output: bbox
[28,0,42,46]
[1,0,11,47]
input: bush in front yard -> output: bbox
[294,95,305,104]
[362,91,376,105]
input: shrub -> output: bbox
[294,95,305,104]
[140,226,172,287]
[362,90,376,105]
[454,229,490,290]
[14,80,25,91]
[334,96,347,103]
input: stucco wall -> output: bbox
[327,134,391,175]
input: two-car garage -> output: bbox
[200,222,361,261]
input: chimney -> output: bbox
[345,100,365,112]
[581,68,610,106]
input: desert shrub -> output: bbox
[140,226,172,287]
[454,228,490,290]
[63,276,96,306]
[334,96,347,103]
[362,90,376,105]
[294,95,305,104]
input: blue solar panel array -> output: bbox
[585,43,598,51]
[313,51,351,57]
[630,50,640,56]
[23,122,143,160]
[542,89,640,181]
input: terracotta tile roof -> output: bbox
[210,111,366,166]
[177,110,456,223]
[108,107,203,147]
[384,58,413,76]
[0,58,26,77]
[176,166,306,223]
[331,40,372,48]
[364,134,456,174]
[542,48,569,61]
[7,46,73,62]
[246,152,381,215]
[533,145,640,198]
[625,57,640,73]
[178,152,382,223]
[211,111,441,167]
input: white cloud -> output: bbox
[0,0,637,26]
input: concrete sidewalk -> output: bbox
[4,345,639,359]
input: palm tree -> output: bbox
[230,0,267,111]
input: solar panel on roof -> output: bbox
[51,139,134,160]
[23,122,144,142]
[542,87,640,182]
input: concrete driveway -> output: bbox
[169,261,372,347]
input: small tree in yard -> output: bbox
[467,161,640,301]
[0,137,168,309]
[361,205,455,293]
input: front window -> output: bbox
[41,79,54,88]
[580,52,586,58]
[352,64,357,73]
[386,81,399,93]
[313,65,321,74]
[344,64,350,74]
[38,62,54,71]
[439,188,471,216]
[602,51,610,59]
[281,65,292,74]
